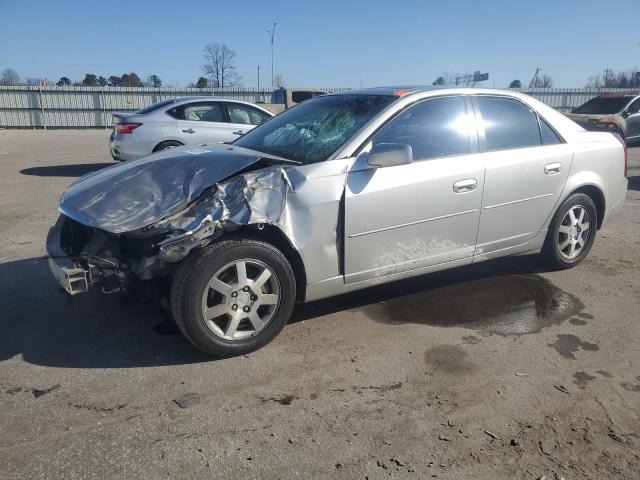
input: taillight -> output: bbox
[612,133,627,176]
[115,122,142,134]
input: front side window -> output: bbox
[627,98,640,114]
[233,94,396,164]
[170,102,225,122]
[373,96,472,160]
[475,96,541,151]
[227,103,270,125]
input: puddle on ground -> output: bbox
[363,274,584,336]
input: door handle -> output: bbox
[453,179,477,193]
[182,128,195,134]
[544,163,562,175]
[232,130,245,135]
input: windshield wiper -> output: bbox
[224,146,302,165]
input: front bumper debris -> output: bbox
[48,256,90,295]
[46,216,91,295]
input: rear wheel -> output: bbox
[170,238,296,357]
[153,140,183,152]
[542,193,597,269]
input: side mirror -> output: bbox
[367,143,413,168]
[621,111,630,118]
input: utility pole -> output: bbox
[257,65,260,90]
[530,67,541,88]
[268,22,277,89]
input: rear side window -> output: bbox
[373,96,472,160]
[168,102,225,122]
[539,117,563,145]
[475,96,541,151]
[227,103,271,125]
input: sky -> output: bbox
[1,0,639,89]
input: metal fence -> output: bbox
[0,85,637,128]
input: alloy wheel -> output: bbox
[557,205,591,260]
[200,259,280,340]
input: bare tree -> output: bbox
[532,74,553,88]
[202,43,242,88]
[25,77,43,86]
[1,68,22,85]
[602,69,616,88]
[586,75,603,88]
[586,68,640,88]
[273,73,285,88]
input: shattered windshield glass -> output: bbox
[234,94,396,164]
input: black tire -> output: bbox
[542,193,598,270]
[170,238,296,358]
[153,140,183,152]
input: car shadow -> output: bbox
[0,254,559,369]
[292,255,559,325]
[0,256,210,368]
[20,163,115,177]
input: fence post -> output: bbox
[38,86,46,130]
[101,87,107,129]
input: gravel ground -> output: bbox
[1,130,639,479]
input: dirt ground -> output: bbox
[0,130,639,479]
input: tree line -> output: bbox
[2,52,638,89]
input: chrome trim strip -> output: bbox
[348,209,478,238]
[484,193,553,210]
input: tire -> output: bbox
[153,140,182,152]
[542,193,597,270]
[170,238,296,357]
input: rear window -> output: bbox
[135,99,178,114]
[292,91,326,104]
[572,96,632,115]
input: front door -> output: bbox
[344,95,484,284]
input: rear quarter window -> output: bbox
[539,117,563,145]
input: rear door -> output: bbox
[225,102,272,139]
[170,101,233,145]
[472,95,573,256]
[344,95,484,284]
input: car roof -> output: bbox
[596,92,638,98]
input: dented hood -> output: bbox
[59,144,291,234]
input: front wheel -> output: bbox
[542,193,597,270]
[170,238,296,357]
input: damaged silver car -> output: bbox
[47,87,628,357]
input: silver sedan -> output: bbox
[108,97,273,161]
[49,87,628,357]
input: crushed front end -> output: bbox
[46,214,171,295]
